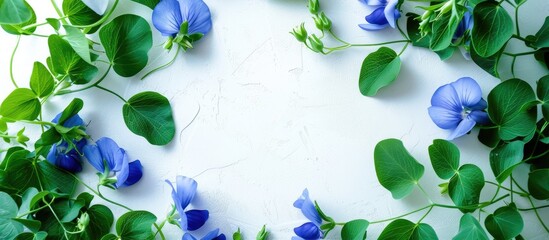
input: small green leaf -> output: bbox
[406,14,429,48]
[452,214,488,240]
[18,187,38,216]
[48,34,98,84]
[0,0,32,24]
[537,75,549,121]
[129,0,159,9]
[11,219,41,233]
[46,18,60,31]
[489,141,524,183]
[0,191,23,239]
[487,79,537,140]
[448,164,484,213]
[471,48,502,78]
[378,219,438,240]
[435,47,455,61]
[0,88,40,120]
[14,231,47,240]
[358,47,401,96]
[256,225,268,240]
[528,169,549,200]
[374,139,425,199]
[533,16,549,48]
[233,228,242,240]
[123,91,175,145]
[58,98,84,126]
[30,62,55,98]
[471,1,514,57]
[430,11,463,51]
[100,234,118,240]
[63,25,92,63]
[99,14,153,77]
[485,204,523,240]
[62,0,102,34]
[428,139,460,180]
[341,219,369,240]
[116,211,157,240]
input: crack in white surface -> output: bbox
[231,38,272,76]
[192,159,245,179]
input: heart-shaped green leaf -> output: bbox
[359,47,401,96]
[341,219,369,240]
[0,88,40,120]
[48,34,98,84]
[452,214,489,240]
[63,25,92,63]
[489,141,524,183]
[471,48,502,78]
[0,191,23,239]
[99,14,152,77]
[0,0,32,24]
[448,164,484,213]
[429,139,460,180]
[1,1,35,35]
[116,211,157,240]
[62,0,102,34]
[471,1,514,57]
[30,62,54,98]
[485,204,523,240]
[374,139,425,199]
[528,169,549,200]
[537,75,549,121]
[378,219,438,240]
[123,91,175,145]
[533,16,549,48]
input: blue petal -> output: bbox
[52,113,84,127]
[450,77,483,108]
[119,160,143,187]
[212,234,226,240]
[166,175,198,227]
[293,189,322,225]
[114,149,130,188]
[179,0,212,35]
[469,110,490,125]
[47,143,83,173]
[153,0,183,36]
[428,106,462,130]
[294,222,321,240]
[365,7,388,25]
[183,233,198,240]
[470,98,487,111]
[430,84,462,112]
[184,209,209,231]
[383,0,399,28]
[96,137,124,172]
[358,23,389,31]
[448,117,476,140]
[359,0,388,6]
[83,144,104,173]
[201,229,220,240]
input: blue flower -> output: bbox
[166,176,209,231]
[453,10,473,43]
[182,229,226,240]
[428,77,490,140]
[46,114,87,173]
[83,137,143,188]
[293,189,323,240]
[152,0,212,37]
[358,0,401,31]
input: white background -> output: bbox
[1,0,549,239]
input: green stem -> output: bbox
[55,66,112,95]
[433,194,510,210]
[523,149,549,161]
[503,51,536,57]
[0,134,17,139]
[154,207,176,238]
[22,16,68,30]
[95,85,127,103]
[396,20,410,41]
[323,40,411,54]
[16,203,50,218]
[50,0,68,25]
[327,30,350,45]
[398,42,410,56]
[141,46,181,80]
[17,120,55,127]
[70,0,120,29]
[370,205,432,224]
[519,204,549,211]
[44,198,70,239]
[527,197,549,233]
[416,206,434,223]
[417,183,433,203]
[10,35,21,88]
[510,56,517,78]
[485,181,528,196]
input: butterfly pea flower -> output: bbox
[453,10,473,44]
[182,228,226,240]
[83,137,143,188]
[293,189,323,240]
[47,114,87,173]
[428,77,490,140]
[166,176,209,231]
[358,0,401,31]
[152,0,212,50]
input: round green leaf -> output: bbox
[374,139,425,199]
[537,75,549,122]
[341,219,369,240]
[489,141,524,183]
[452,214,489,240]
[1,1,36,35]
[62,0,102,34]
[528,169,549,200]
[123,91,175,145]
[485,204,523,240]
[30,62,55,98]
[448,164,485,213]
[429,139,460,180]
[471,1,514,57]
[0,88,40,120]
[78,205,114,240]
[359,47,401,96]
[0,0,32,24]
[48,34,98,84]
[0,191,23,239]
[116,210,157,240]
[487,79,537,140]
[99,14,152,77]
[378,219,438,240]
[533,16,549,48]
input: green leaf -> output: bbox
[485,204,523,240]
[378,219,438,240]
[533,16,549,48]
[99,14,152,77]
[471,2,513,57]
[46,18,60,31]
[48,34,98,84]
[62,0,102,34]
[430,11,463,51]
[100,234,118,240]
[233,228,242,240]
[471,47,502,78]
[1,1,35,35]
[129,0,159,9]
[0,191,23,239]
[341,219,369,240]
[452,214,489,240]
[489,141,524,183]
[256,225,268,240]
[448,164,485,213]
[14,231,47,240]
[428,139,460,179]
[123,91,175,145]
[0,88,40,120]
[11,219,41,233]
[435,47,455,61]
[63,25,91,63]
[528,169,549,200]
[18,187,38,216]
[537,75,549,121]
[407,14,429,48]
[116,211,157,240]
[78,205,114,239]
[58,98,84,126]
[358,47,401,96]
[487,79,537,140]
[374,139,425,199]
[0,0,32,24]
[30,62,55,98]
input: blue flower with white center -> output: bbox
[292,189,323,240]
[428,77,490,140]
[166,176,209,231]
[83,137,143,188]
[358,0,401,31]
[182,228,226,240]
[46,113,87,173]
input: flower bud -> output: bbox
[308,0,320,14]
[77,212,90,231]
[313,15,324,31]
[307,34,324,53]
[319,12,332,31]
[164,37,174,50]
[291,23,308,42]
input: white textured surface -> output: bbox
[1,0,549,239]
